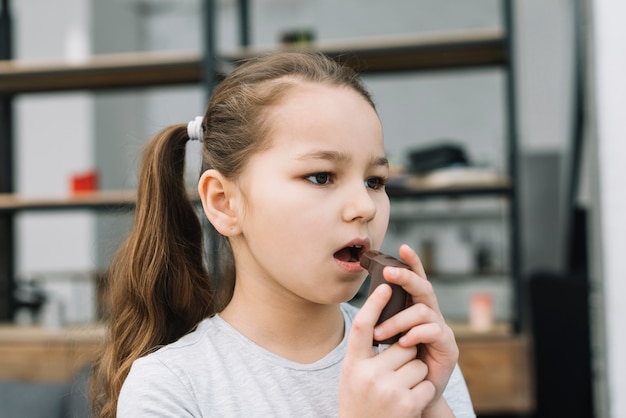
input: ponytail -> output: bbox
[91,125,215,418]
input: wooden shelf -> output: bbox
[386,169,511,199]
[0,29,505,94]
[450,321,512,339]
[458,334,534,414]
[0,50,204,94]
[0,190,204,212]
[0,323,533,415]
[0,325,104,382]
[225,28,506,74]
[0,181,509,212]
[386,181,512,199]
[0,191,137,212]
[0,324,105,344]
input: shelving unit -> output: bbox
[0,29,506,95]
[0,0,520,326]
[0,0,531,413]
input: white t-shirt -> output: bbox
[118,303,476,417]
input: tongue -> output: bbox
[334,247,357,262]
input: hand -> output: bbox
[339,283,436,417]
[373,244,459,414]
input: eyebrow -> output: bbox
[296,150,389,168]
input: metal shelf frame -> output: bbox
[0,1,521,332]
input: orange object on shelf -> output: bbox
[469,292,494,332]
[71,170,98,194]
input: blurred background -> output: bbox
[0,0,624,417]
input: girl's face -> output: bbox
[231,82,390,306]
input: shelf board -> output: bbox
[390,209,505,222]
[0,180,509,212]
[429,272,510,282]
[386,181,512,199]
[0,51,204,94]
[0,190,204,212]
[224,28,506,74]
[0,324,106,344]
[0,29,506,94]
[449,321,512,339]
[0,191,137,212]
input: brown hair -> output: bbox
[91,51,375,417]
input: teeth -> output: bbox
[349,245,361,262]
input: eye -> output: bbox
[365,176,387,190]
[305,172,333,186]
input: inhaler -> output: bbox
[360,250,411,354]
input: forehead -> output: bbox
[269,80,373,116]
[263,82,383,150]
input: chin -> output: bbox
[335,283,365,305]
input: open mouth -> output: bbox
[333,245,364,263]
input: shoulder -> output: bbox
[118,353,199,417]
[117,318,217,416]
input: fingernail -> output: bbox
[387,267,399,278]
[402,243,415,254]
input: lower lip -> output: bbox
[334,258,365,274]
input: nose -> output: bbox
[342,182,377,223]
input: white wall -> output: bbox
[12,0,97,324]
[13,0,93,274]
[588,0,626,416]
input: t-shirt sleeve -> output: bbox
[443,363,477,418]
[117,356,199,418]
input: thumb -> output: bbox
[346,283,392,359]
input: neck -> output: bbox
[220,283,345,364]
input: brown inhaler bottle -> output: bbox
[360,250,411,345]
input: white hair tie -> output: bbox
[187,116,204,141]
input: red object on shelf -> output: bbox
[71,170,98,194]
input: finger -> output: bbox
[399,244,426,278]
[372,275,443,342]
[376,343,418,369]
[346,284,392,359]
[399,322,458,354]
[383,254,440,313]
[391,378,437,416]
[408,379,437,412]
[393,358,429,389]
[374,302,437,344]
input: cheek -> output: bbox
[243,187,317,239]
[375,197,391,240]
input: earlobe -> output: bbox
[198,169,241,236]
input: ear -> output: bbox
[198,169,242,236]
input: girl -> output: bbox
[91,51,475,417]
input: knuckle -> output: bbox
[421,279,434,294]
[351,315,369,333]
[414,302,430,316]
